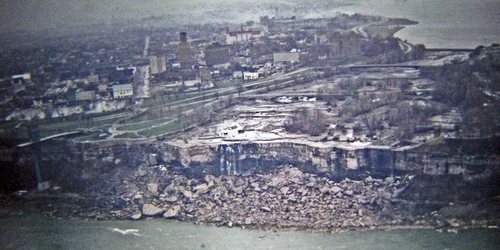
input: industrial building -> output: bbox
[112,84,133,99]
[273,52,301,63]
[150,56,167,74]
[226,29,264,44]
[204,43,231,66]
[178,32,193,70]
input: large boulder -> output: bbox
[244,217,253,225]
[280,186,290,195]
[149,154,158,165]
[233,186,244,195]
[319,186,330,194]
[142,204,164,216]
[182,190,193,198]
[331,186,343,194]
[204,175,216,183]
[194,183,209,192]
[147,183,159,194]
[130,212,142,220]
[163,195,178,202]
[260,207,272,212]
[163,206,180,218]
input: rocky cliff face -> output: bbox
[14,136,498,198]
[7,136,499,229]
[156,138,500,182]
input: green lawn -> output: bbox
[116,118,174,131]
[114,132,142,139]
[138,120,183,137]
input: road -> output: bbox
[143,36,150,58]
[398,40,413,54]
[352,24,368,38]
[352,22,413,54]
[352,25,369,38]
[105,68,316,138]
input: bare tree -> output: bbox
[236,83,245,97]
[284,108,328,136]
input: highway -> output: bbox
[17,130,83,147]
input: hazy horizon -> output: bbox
[0,0,340,32]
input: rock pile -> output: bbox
[27,164,495,231]
[117,166,424,230]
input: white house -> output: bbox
[233,71,243,79]
[112,84,133,99]
[243,72,259,80]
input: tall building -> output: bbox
[331,31,363,56]
[178,32,192,70]
[150,56,167,74]
[204,43,230,66]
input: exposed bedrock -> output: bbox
[12,136,499,197]
[6,136,500,228]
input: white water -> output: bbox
[220,145,240,175]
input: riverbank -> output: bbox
[2,212,499,250]
[3,165,499,233]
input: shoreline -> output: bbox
[1,202,497,234]
[2,166,498,234]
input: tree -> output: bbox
[284,108,328,136]
[176,108,183,123]
[236,83,245,97]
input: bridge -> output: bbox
[16,130,84,148]
[426,48,474,52]
[340,64,421,70]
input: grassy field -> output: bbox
[116,118,174,131]
[138,120,183,137]
[114,132,141,139]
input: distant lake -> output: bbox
[1,212,499,250]
[332,0,500,48]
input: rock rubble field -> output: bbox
[12,163,498,232]
[16,164,479,232]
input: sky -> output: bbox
[0,0,311,32]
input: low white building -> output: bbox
[233,71,243,79]
[226,29,264,44]
[11,73,31,85]
[243,72,259,80]
[112,84,133,99]
[11,73,31,81]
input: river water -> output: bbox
[332,0,500,49]
[1,212,499,250]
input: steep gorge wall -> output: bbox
[158,139,500,181]
[12,137,500,196]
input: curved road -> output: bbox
[352,22,413,54]
[398,40,413,54]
